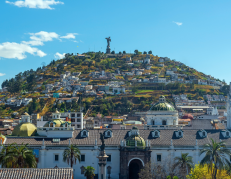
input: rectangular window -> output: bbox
[71,114,75,117]
[77,125,80,128]
[81,155,85,162]
[71,118,75,122]
[77,119,81,122]
[107,155,111,162]
[157,154,161,162]
[77,114,81,117]
[55,154,59,161]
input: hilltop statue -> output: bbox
[105,37,111,54]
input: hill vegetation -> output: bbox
[0,51,227,118]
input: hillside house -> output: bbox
[157,64,164,67]
[125,57,131,62]
[65,71,71,76]
[127,63,134,66]
[146,66,152,70]
[113,87,125,94]
[158,58,165,62]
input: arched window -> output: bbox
[83,131,86,136]
[162,120,166,125]
[151,120,155,125]
[65,123,68,127]
[226,132,229,137]
[50,123,53,127]
[155,131,158,136]
[202,132,206,136]
[107,131,110,136]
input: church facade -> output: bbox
[3,89,231,179]
[5,127,231,179]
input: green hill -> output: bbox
[0,52,227,118]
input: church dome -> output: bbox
[182,114,194,120]
[150,95,175,111]
[12,123,37,137]
[44,119,68,127]
[126,127,145,147]
[126,135,145,147]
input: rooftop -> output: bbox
[0,168,73,179]
[5,129,231,147]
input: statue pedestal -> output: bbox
[97,150,108,179]
[106,47,111,54]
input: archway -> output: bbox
[128,159,143,179]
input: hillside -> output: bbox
[0,51,227,118]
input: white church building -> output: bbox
[3,91,231,179]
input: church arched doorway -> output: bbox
[128,159,143,179]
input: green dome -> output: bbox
[12,123,37,137]
[44,119,71,127]
[126,135,145,147]
[150,95,175,111]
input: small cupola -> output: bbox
[159,95,166,102]
[221,130,231,138]
[104,129,113,138]
[21,112,31,123]
[175,130,183,138]
[129,126,139,136]
[198,129,207,138]
[52,108,61,119]
[81,129,89,138]
[151,130,160,138]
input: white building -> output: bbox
[136,96,178,126]
[5,126,231,179]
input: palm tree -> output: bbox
[63,144,81,168]
[173,153,193,178]
[84,166,95,179]
[200,139,231,179]
[0,143,37,168]
[11,143,37,168]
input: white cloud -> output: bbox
[0,42,46,60]
[23,31,59,46]
[0,73,6,77]
[0,31,78,60]
[54,52,65,59]
[60,33,78,39]
[6,0,64,10]
[173,21,183,26]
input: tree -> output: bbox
[63,144,81,168]
[119,51,122,54]
[200,139,231,179]
[123,51,126,54]
[173,153,193,178]
[148,50,152,54]
[111,51,115,54]
[187,164,230,179]
[84,166,95,179]
[143,51,147,54]
[134,49,139,55]
[0,143,37,168]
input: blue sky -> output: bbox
[0,0,231,87]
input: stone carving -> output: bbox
[100,132,105,151]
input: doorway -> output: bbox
[129,159,143,179]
